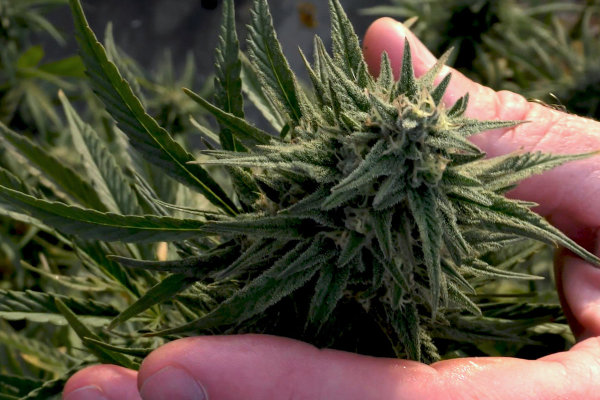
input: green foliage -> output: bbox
[247,0,303,125]
[69,0,237,216]
[214,0,244,152]
[0,289,118,326]
[60,92,142,215]
[0,0,596,396]
[0,0,86,136]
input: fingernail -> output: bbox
[64,385,108,400]
[140,366,207,400]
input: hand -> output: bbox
[63,18,600,400]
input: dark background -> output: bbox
[44,0,381,84]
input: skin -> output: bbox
[63,18,600,400]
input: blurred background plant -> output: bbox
[0,0,83,138]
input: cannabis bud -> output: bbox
[160,0,598,361]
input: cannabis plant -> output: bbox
[0,0,598,397]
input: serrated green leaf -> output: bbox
[374,178,406,210]
[240,53,285,132]
[407,188,443,316]
[0,289,118,326]
[418,48,452,91]
[372,210,393,260]
[299,48,329,108]
[391,301,421,361]
[316,44,370,113]
[54,298,136,369]
[247,0,302,124]
[110,255,207,275]
[184,88,272,146]
[329,0,370,86]
[67,0,237,215]
[448,93,469,117]
[468,259,542,280]
[431,73,452,105]
[0,185,207,243]
[111,242,239,278]
[278,237,331,279]
[483,151,597,192]
[59,91,141,215]
[447,282,481,316]
[463,194,600,266]
[103,22,145,102]
[227,166,261,208]
[396,39,417,98]
[201,214,308,239]
[212,238,286,280]
[337,231,365,267]
[214,0,244,151]
[307,262,350,331]
[108,273,196,330]
[448,186,494,207]
[377,52,394,91]
[0,122,107,211]
[148,241,328,336]
[81,338,152,358]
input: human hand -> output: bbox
[63,18,600,400]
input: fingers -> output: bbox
[63,364,140,400]
[136,334,600,400]
[66,334,600,400]
[135,334,439,400]
[559,252,600,340]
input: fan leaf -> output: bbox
[0,185,207,243]
[67,0,237,215]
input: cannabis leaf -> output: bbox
[67,0,238,215]
[214,0,244,151]
[59,91,142,215]
[247,0,303,125]
[0,186,207,243]
[0,289,119,327]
